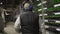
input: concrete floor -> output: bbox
[3,22,57,34]
[4,22,20,34]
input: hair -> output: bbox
[24,3,30,10]
[22,0,33,11]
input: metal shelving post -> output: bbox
[40,0,46,34]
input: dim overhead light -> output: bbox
[44,20,48,22]
[54,4,60,7]
[37,1,47,6]
[54,12,60,15]
[39,14,47,16]
[0,2,3,4]
[37,0,39,1]
[56,21,60,23]
[38,9,42,11]
[38,7,47,11]
[37,3,41,6]
[43,8,47,10]
[56,28,60,31]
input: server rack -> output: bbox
[34,0,60,34]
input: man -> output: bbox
[14,3,39,34]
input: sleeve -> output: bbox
[14,15,21,32]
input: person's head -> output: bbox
[23,2,33,11]
[24,3,30,10]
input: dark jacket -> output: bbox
[20,11,39,34]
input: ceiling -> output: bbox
[0,0,37,9]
